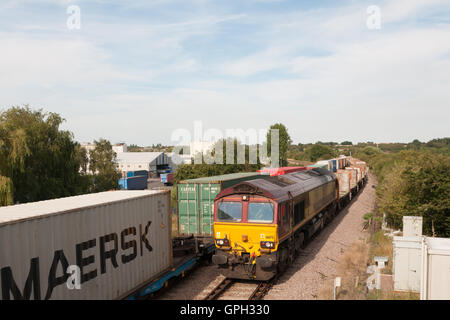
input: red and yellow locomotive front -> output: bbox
[212,192,280,280]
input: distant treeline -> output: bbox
[287,138,450,163]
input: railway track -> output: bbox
[204,276,277,300]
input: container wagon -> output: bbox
[0,190,172,300]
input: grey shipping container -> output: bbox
[0,190,171,300]
[177,172,266,236]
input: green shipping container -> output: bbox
[177,172,266,237]
[307,163,328,169]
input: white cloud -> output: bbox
[1,1,449,145]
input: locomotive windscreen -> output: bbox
[217,202,243,222]
[248,202,274,223]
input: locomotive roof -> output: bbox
[216,168,336,202]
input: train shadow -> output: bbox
[273,176,374,289]
[154,258,223,300]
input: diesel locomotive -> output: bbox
[211,168,339,280]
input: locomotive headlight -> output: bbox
[216,238,230,246]
[260,241,275,249]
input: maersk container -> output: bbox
[177,172,265,236]
[0,190,172,300]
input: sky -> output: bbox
[0,0,449,146]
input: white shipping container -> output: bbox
[335,170,351,198]
[0,190,172,300]
[392,236,422,292]
[345,167,358,188]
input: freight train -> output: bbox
[0,156,368,299]
[211,156,368,280]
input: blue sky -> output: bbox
[1,0,449,145]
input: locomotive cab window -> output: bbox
[217,202,242,222]
[248,202,274,223]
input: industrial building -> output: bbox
[115,152,169,174]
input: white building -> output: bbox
[115,152,168,173]
[81,142,127,154]
[112,143,127,154]
[80,142,128,173]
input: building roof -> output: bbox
[0,190,166,226]
[116,152,165,164]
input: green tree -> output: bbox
[0,113,29,205]
[0,106,89,205]
[128,144,143,152]
[267,123,292,167]
[361,146,381,156]
[307,144,336,162]
[89,139,121,192]
[341,141,353,145]
[174,138,261,183]
[76,145,89,174]
[372,150,450,237]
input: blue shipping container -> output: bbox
[126,170,149,179]
[118,176,147,190]
[134,170,149,179]
[118,178,127,189]
[330,159,338,172]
